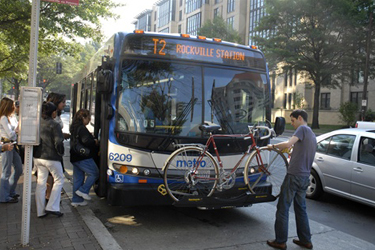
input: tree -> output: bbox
[339,102,358,126]
[253,0,361,128]
[0,0,121,78]
[198,17,242,44]
[37,42,98,98]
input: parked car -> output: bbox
[307,128,375,207]
[355,121,375,129]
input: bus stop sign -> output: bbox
[43,0,79,6]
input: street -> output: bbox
[60,112,375,249]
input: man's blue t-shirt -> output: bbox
[288,125,317,177]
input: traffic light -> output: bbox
[56,62,62,74]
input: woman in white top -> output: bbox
[0,97,23,203]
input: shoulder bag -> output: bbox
[74,126,90,157]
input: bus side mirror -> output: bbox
[97,68,113,94]
[274,117,285,136]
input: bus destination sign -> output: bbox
[124,35,266,70]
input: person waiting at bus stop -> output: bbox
[0,97,23,203]
[266,109,316,250]
[34,102,65,217]
[69,109,99,207]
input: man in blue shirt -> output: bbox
[267,109,316,250]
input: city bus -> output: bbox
[71,31,279,209]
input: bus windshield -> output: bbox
[117,59,270,137]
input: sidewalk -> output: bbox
[0,168,102,250]
[0,145,104,250]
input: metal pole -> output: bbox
[21,0,40,246]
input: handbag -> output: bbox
[73,127,90,157]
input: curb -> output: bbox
[63,172,123,250]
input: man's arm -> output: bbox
[267,135,299,151]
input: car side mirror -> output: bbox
[274,117,285,136]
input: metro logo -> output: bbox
[176,159,207,168]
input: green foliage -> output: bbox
[253,0,370,129]
[339,102,359,126]
[198,17,242,44]
[293,92,305,109]
[0,0,121,78]
[364,109,375,121]
[38,42,98,98]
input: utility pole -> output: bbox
[361,8,373,120]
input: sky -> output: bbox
[101,0,157,40]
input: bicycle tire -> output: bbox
[163,146,219,202]
[244,147,288,198]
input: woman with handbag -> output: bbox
[70,109,99,207]
[34,102,65,217]
[0,97,23,203]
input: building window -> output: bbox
[186,12,201,35]
[350,92,362,108]
[321,93,330,110]
[138,13,151,31]
[283,93,287,109]
[215,0,221,4]
[154,11,157,21]
[158,0,175,28]
[294,68,298,85]
[284,69,288,87]
[179,10,182,21]
[180,0,183,6]
[288,93,292,109]
[214,7,220,18]
[186,0,202,14]
[289,69,293,86]
[227,16,234,29]
[249,0,268,45]
[178,24,182,33]
[154,24,156,31]
[160,27,170,33]
[227,0,235,13]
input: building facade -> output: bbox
[133,0,374,125]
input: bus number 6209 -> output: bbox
[109,152,132,162]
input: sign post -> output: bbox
[21,0,41,246]
[20,0,79,246]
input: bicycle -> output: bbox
[162,124,288,202]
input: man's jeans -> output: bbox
[72,158,99,202]
[275,174,311,243]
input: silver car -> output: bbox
[307,128,375,207]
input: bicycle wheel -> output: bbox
[163,146,219,202]
[244,147,288,198]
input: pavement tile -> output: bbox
[0,165,102,250]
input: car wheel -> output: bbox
[306,170,323,199]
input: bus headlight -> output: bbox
[107,169,113,176]
[132,167,139,175]
[143,169,151,176]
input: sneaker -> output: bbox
[75,190,92,200]
[71,201,88,207]
[4,197,19,203]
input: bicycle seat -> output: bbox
[199,124,221,133]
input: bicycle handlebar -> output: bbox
[248,125,275,140]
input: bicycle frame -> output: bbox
[191,131,266,184]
